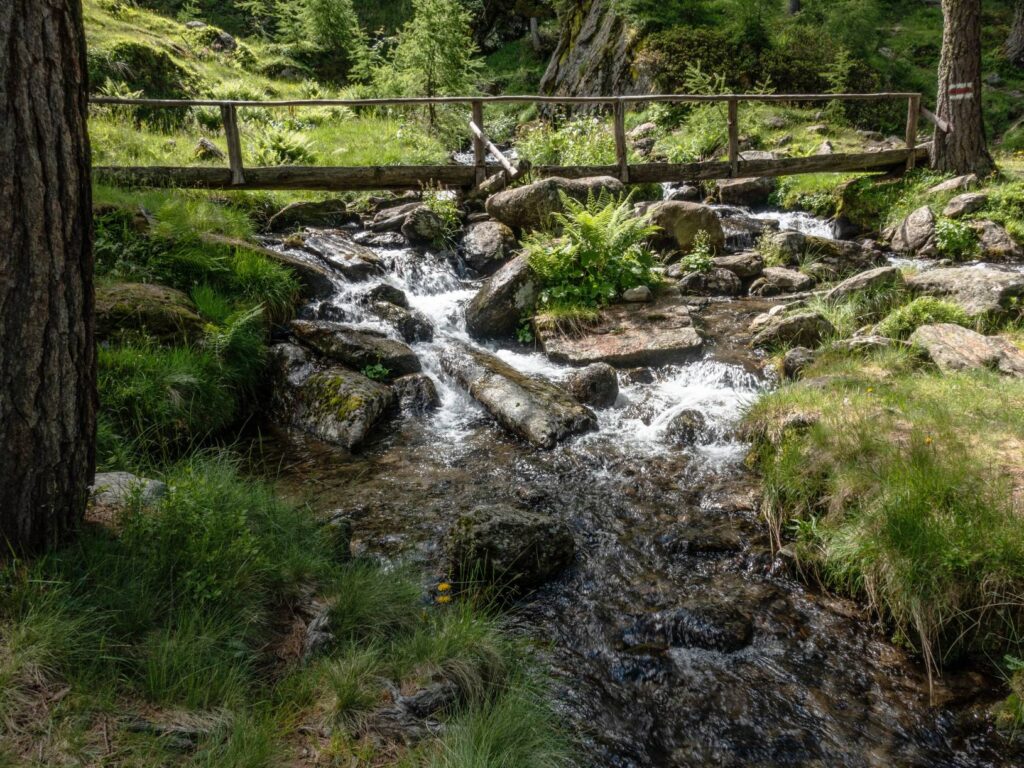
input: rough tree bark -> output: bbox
[0,0,95,554]
[1008,1,1024,66]
[932,0,994,175]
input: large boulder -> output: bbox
[565,363,619,408]
[759,230,884,277]
[712,251,764,279]
[748,267,814,297]
[401,205,449,247]
[905,266,1024,318]
[538,296,703,367]
[716,151,777,206]
[970,220,1023,262]
[95,282,204,344]
[928,174,978,194]
[269,343,394,449]
[943,192,988,220]
[825,266,904,303]
[392,373,441,414]
[890,206,937,255]
[909,324,1024,377]
[441,341,597,448]
[91,471,167,508]
[289,320,421,378]
[447,505,575,590]
[750,312,834,349]
[675,267,743,296]
[485,176,624,233]
[268,199,357,232]
[643,200,726,255]
[464,254,537,340]
[368,302,434,343]
[205,235,336,299]
[300,231,386,281]
[461,220,517,275]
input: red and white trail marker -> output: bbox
[948,82,974,101]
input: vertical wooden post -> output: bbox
[220,104,245,185]
[727,97,739,177]
[905,94,921,172]
[471,100,485,186]
[613,99,629,183]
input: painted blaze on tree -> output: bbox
[0,0,96,554]
[932,0,993,176]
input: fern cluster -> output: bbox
[525,192,660,313]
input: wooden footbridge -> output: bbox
[90,92,935,192]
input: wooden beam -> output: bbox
[905,94,921,171]
[919,105,950,134]
[94,147,929,192]
[219,105,245,185]
[468,120,517,177]
[613,100,629,183]
[471,100,486,186]
[727,98,739,177]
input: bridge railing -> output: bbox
[89,92,932,191]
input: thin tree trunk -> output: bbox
[1007,1,1024,66]
[932,0,993,176]
[0,0,95,554]
[530,17,542,52]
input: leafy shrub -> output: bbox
[934,217,979,261]
[422,184,461,247]
[526,192,659,313]
[252,125,316,165]
[516,116,616,167]
[678,230,714,273]
[877,296,971,340]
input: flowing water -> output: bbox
[254,207,1017,767]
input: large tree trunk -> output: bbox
[932,0,993,176]
[1008,1,1024,66]
[0,0,95,554]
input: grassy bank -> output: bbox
[744,346,1024,682]
[0,456,570,767]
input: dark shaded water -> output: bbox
[249,213,1018,767]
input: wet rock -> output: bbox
[368,302,435,343]
[665,184,700,202]
[447,504,575,589]
[824,266,903,303]
[302,231,386,281]
[890,205,937,255]
[906,266,1024,318]
[716,208,779,250]
[194,137,224,161]
[748,267,814,297]
[371,202,421,232]
[658,523,743,555]
[565,363,619,408]
[909,324,1024,377]
[643,200,726,255]
[620,603,753,653]
[751,312,834,349]
[485,176,624,233]
[676,267,743,297]
[665,409,707,445]
[441,340,597,448]
[538,296,703,368]
[622,285,653,302]
[268,199,357,232]
[298,301,347,323]
[712,251,764,279]
[392,373,441,413]
[95,282,204,344]
[353,230,408,249]
[782,347,816,379]
[290,320,421,378]
[461,220,517,275]
[717,175,775,206]
[401,205,449,247]
[759,230,885,277]
[464,254,537,340]
[943,192,988,219]
[928,174,978,194]
[970,220,1023,262]
[363,283,409,308]
[91,472,167,508]
[269,343,394,449]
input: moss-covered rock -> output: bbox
[89,39,198,100]
[96,282,204,344]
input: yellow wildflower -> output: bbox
[436,594,453,605]
[924,436,933,446]
[437,582,452,592]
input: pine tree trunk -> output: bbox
[787,0,801,14]
[932,0,993,175]
[0,0,95,555]
[530,17,542,52]
[1008,1,1024,66]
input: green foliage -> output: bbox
[422,184,462,246]
[678,230,714,273]
[877,297,972,340]
[252,125,316,165]
[933,217,979,261]
[744,350,1024,673]
[361,362,391,381]
[516,116,617,167]
[525,192,659,312]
